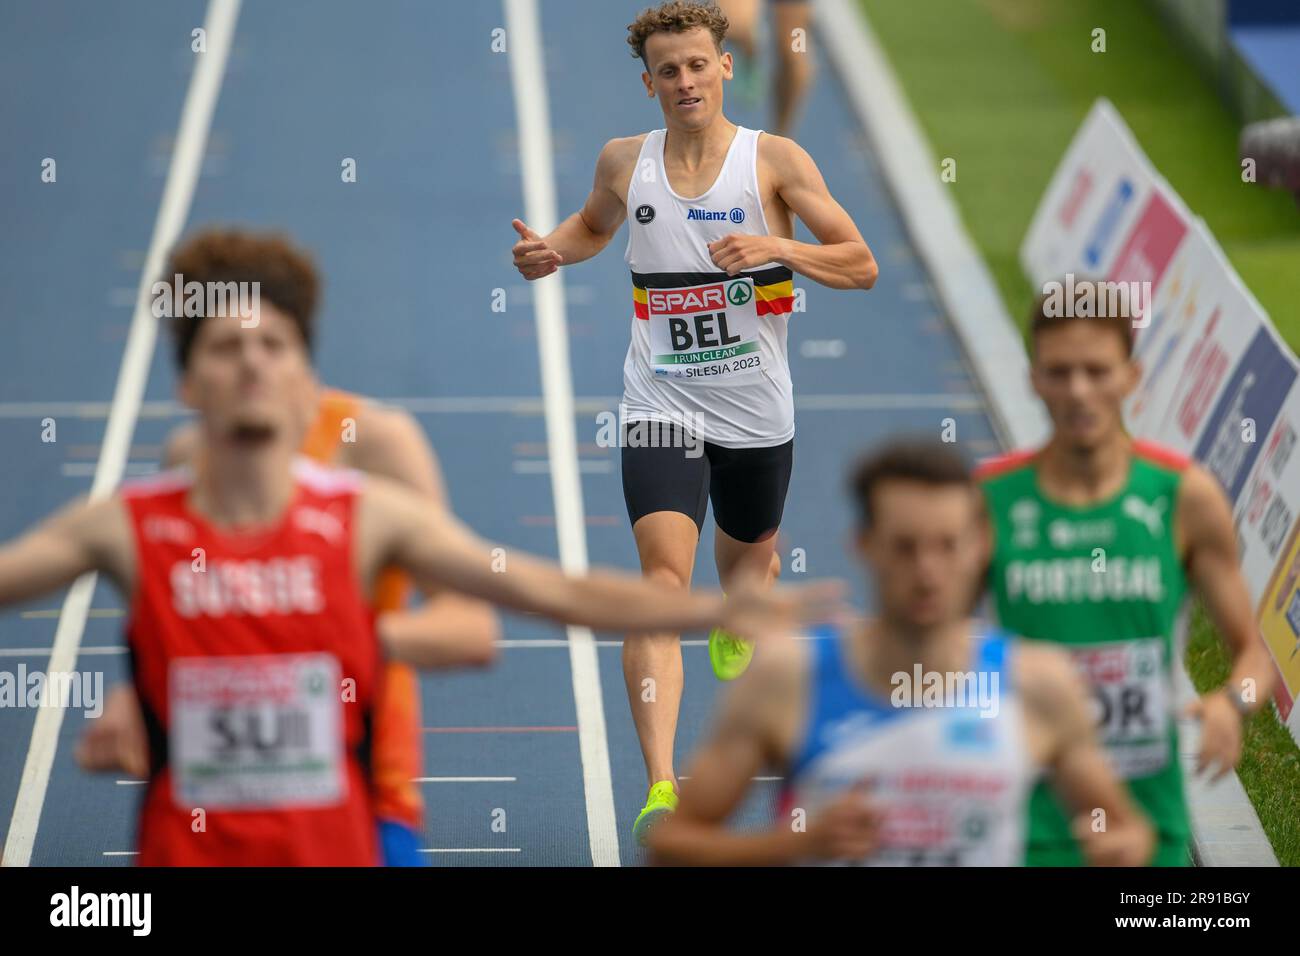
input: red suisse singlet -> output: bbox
[122,458,382,866]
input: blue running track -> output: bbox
[0,0,1001,866]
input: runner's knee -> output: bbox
[643,563,689,592]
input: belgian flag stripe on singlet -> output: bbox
[631,266,795,320]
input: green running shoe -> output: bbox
[709,627,754,681]
[632,780,679,847]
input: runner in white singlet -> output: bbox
[510,1,878,847]
[623,124,795,446]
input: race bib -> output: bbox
[646,277,764,383]
[796,714,1023,867]
[170,653,345,809]
[1069,637,1171,778]
[864,792,1006,867]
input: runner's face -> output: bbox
[180,304,315,445]
[642,29,731,129]
[858,482,984,631]
[1031,321,1139,450]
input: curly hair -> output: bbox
[162,227,320,370]
[627,1,729,68]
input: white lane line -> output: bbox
[0,393,983,419]
[0,635,823,658]
[21,608,124,619]
[102,852,139,857]
[61,462,159,479]
[115,780,146,786]
[0,646,128,657]
[0,400,185,420]
[419,848,522,854]
[386,396,618,415]
[503,0,619,869]
[483,636,820,648]
[498,638,710,648]
[512,459,614,475]
[1,0,242,869]
[412,777,518,783]
[796,393,982,411]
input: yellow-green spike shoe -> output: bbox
[709,627,754,680]
[632,780,679,847]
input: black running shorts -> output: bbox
[620,421,794,544]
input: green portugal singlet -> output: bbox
[978,440,1192,867]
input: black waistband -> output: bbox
[630,265,793,289]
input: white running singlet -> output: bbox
[623,126,796,448]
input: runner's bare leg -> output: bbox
[773,1,813,136]
[624,510,699,788]
[718,0,760,60]
[715,525,781,594]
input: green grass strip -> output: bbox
[858,0,1300,863]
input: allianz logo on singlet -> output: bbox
[170,556,324,618]
[686,207,745,223]
[1005,556,1165,604]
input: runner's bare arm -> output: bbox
[361,476,843,661]
[709,135,877,290]
[511,137,637,278]
[16,491,150,779]
[1018,643,1156,866]
[350,404,500,667]
[351,404,448,503]
[1177,464,1277,777]
[76,683,149,777]
[0,495,134,606]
